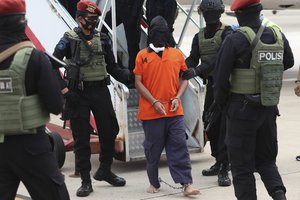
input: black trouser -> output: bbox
[102,3,142,72]
[203,78,228,164]
[58,0,79,19]
[70,84,119,182]
[226,97,286,200]
[216,110,229,164]
[0,131,70,200]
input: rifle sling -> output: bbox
[0,41,34,63]
[249,22,268,52]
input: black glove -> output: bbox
[183,65,205,80]
[182,68,196,80]
[126,71,135,89]
[64,91,80,107]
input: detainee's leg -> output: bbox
[165,116,200,196]
[142,118,167,192]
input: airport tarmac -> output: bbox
[16,8,300,200]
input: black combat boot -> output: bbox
[217,163,231,186]
[93,164,126,186]
[272,190,287,200]
[202,162,220,176]
[76,181,93,197]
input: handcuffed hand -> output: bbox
[170,98,180,112]
[152,100,166,115]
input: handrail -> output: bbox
[176,1,200,51]
[50,0,77,29]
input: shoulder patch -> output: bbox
[56,37,69,50]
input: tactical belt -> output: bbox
[83,79,107,87]
[230,93,262,107]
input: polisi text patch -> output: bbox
[258,51,283,62]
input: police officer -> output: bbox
[53,0,130,197]
[0,0,70,199]
[213,0,294,199]
[182,0,232,187]
[146,0,177,47]
[102,0,144,73]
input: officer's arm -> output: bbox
[213,36,236,108]
[282,33,294,70]
[185,34,200,69]
[26,50,63,115]
[102,34,130,84]
[53,36,71,90]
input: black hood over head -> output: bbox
[148,16,169,47]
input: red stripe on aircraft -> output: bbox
[25,26,45,52]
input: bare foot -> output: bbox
[147,185,159,193]
[183,184,200,196]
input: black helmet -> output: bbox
[199,0,225,13]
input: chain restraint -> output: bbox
[158,177,184,191]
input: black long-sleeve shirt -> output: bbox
[0,38,63,115]
[53,30,129,89]
[185,24,233,78]
[213,21,294,108]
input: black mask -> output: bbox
[148,16,169,47]
[235,12,261,27]
[203,11,221,25]
[0,15,27,42]
[81,16,99,31]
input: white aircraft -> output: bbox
[223,0,300,14]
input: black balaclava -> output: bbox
[203,10,222,25]
[0,14,27,43]
[235,3,263,27]
[148,16,169,48]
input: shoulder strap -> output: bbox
[0,41,34,63]
[249,22,268,52]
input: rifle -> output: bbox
[60,38,84,128]
[203,101,221,132]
